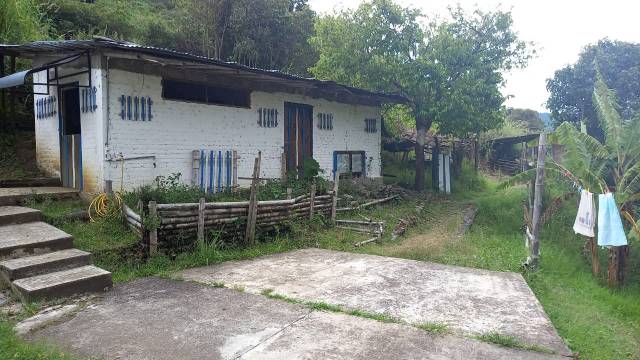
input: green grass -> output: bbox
[260,289,402,324]
[0,322,76,360]
[415,322,450,335]
[7,169,640,359]
[475,332,554,354]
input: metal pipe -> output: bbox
[105,56,111,145]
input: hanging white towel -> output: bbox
[573,190,595,237]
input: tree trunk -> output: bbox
[528,133,547,268]
[588,237,600,277]
[414,118,432,192]
[473,136,479,173]
[607,245,628,287]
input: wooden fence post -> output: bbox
[245,152,261,245]
[148,201,158,256]
[331,177,339,223]
[192,150,200,186]
[197,198,205,243]
[528,133,546,268]
[286,188,292,200]
[309,181,316,219]
[137,200,147,251]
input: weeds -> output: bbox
[415,322,450,335]
[474,332,554,354]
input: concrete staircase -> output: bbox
[0,206,112,303]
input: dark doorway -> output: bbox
[284,102,313,178]
[59,85,83,189]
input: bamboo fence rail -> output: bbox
[125,189,336,256]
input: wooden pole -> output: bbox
[9,56,15,132]
[286,188,292,200]
[149,201,158,256]
[473,136,479,172]
[309,181,316,219]
[137,200,146,250]
[244,152,261,245]
[197,198,205,243]
[528,133,546,267]
[331,178,339,223]
[0,55,5,133]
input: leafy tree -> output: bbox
[507,108,544,133]
[547,39,640,141]
[40,0,178,47]
[176,0,317,75]
[1,0,49,43]
[310,0,531,190]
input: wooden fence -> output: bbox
[123,188,337,256]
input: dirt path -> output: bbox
[373,198,470,259]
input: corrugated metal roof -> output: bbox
[0,37,408,105]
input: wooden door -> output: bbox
[284,102,313,178]
[59,85,83,190]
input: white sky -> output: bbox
[308,0,640,112]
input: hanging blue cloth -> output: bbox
[597,193,628,247]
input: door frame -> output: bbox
[58,83,83,190]
[283,102,313,178]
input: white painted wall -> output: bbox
[32,55,105,193]
[105,68,382,191]
[32,53,382,193]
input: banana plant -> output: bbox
[502,73,640,238]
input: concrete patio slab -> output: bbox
[177,248,571,356]
[28,277,564,360]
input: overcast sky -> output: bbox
[308,0,640,112]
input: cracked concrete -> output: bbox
[28,277,566,359]
[176,248,571,356]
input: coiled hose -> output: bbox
[88,157,125,222]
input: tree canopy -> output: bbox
[310,0,531,189]
[507,108,545,133]
[546,39,640,141]
[29,0,318,76]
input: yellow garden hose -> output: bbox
[88,157,125,222]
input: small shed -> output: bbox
[0,38,407,193]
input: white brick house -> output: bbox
[0,38,406,193]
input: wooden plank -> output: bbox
[197,198,205,243]
[149,201,158,256]
[309,181,316,219]
[244,152,261,245]
[331,179,339,222]
[122,204,142,222]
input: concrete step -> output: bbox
[0,177,61,188]
[0,206,42,226]
[0,187,78,206]
[0,222,73,260]
[0,249,92,286]
[12,265,112,303]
